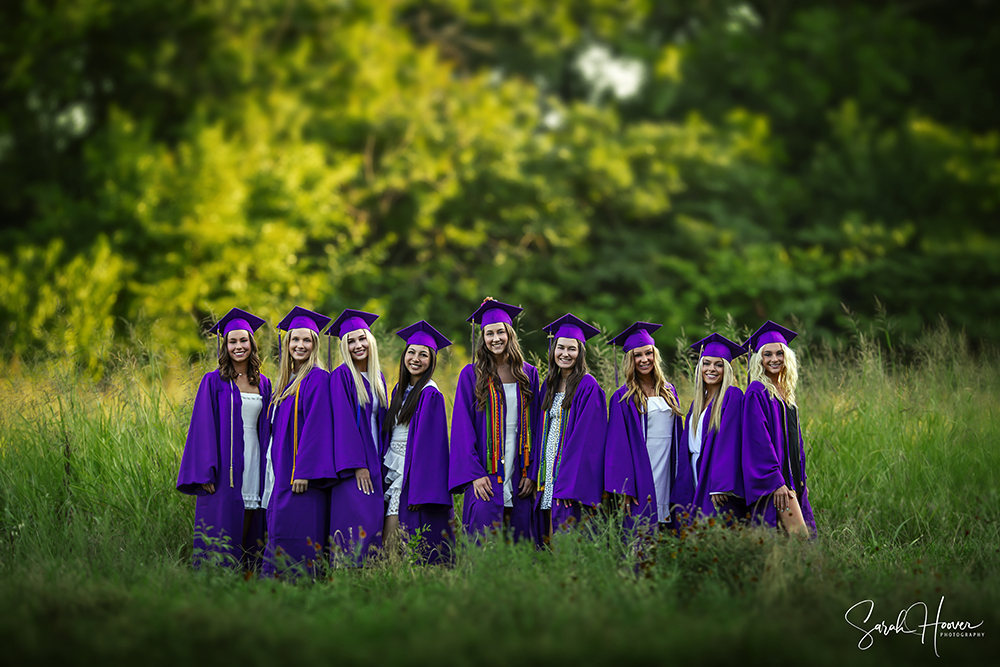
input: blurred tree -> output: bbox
[1,0,997,371]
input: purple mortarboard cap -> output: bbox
[330,309,379,339]
[691,333,745,362]
[746,320,797,352]
[542,313,600,343]
[466,298,522,328]
[208,307,266,337]
[608,321,662,353]
[396,320,452,351]
[277,305,331,333]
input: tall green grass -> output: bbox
[0,323,997,665]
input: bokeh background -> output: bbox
[3,0,998,371]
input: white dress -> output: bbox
[688,407,708,486]
[645,397,674,520]
[502,382,518,508]
[541,392,565,510]
[240,392,263,510]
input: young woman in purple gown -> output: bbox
[177,308,272,568]
[449,298,541,542]
[328,309,388,561]
[742,321,815,536]
[604,321,685,531]
[382,321,454,563]
[675,334,748,526]
[534,313,607,543]
[261,306,336,577]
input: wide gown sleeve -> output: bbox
[449,365,486,493]
[330,365,370,477]
[177,372,220,495]
[291,368,336,486]
[553,375,608,507]
[406,387,452,507]
[741,386,784,504]
[604,387,637,499]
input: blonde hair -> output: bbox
[338,329,388,408]
[691,357,735,432]
[273,329,323,406]
[749,343,798,407]
[619,346,681,414]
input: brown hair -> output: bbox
[217,330,262,386]
[474,322,533,410]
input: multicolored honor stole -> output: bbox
[484,378,533,482]
[537,404,569,492]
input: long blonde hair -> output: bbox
[749,343,798,407]
[339,329,388,408]
[273,329,323,406]
[691,357,735,432]
[619,346,681,414]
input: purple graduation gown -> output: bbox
[177,370,272,567]
[675,385,748,524]
[262,367,336,576]
[604,384,685,527]
[329,364,387,561]
[448,362,541,542]
[534,374,608,536]
[384,381,454,564]
[742,381,817,534]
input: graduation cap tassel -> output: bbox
[216,333,220,358]
[614,345,618,386]
[470,322,475,364]
[229,383,235,488]
[277,325,282,361]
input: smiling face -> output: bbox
[482,323,509,358]
[553,337,580,372]
[701,356,725,387]
[404,344,432,382]
[288,328,315,370]
[760,342,785,379]
[345,328,370,365]
[226,330,252,365]
[632,345,655,376]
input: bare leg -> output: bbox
[383,514,401,558]
[778,493,809,537]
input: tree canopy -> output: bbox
[2,0,997,370]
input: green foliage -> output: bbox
[1,328,999,662]
[1,0,998,370]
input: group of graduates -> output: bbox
[177,297,816,573]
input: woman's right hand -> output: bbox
[772,484,795,513]
[201,483,216,495]
[356,468,374,495]
[472,476,494,502]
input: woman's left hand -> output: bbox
[711,493,729,509]
[356,468,373,495]
[291,479,308,494]
[517,477,536,498]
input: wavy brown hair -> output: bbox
[217,331,262,386]
[541,338,588,412]
[619,345,681,414]
[474,322,532,410]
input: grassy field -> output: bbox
[0,323,997,665]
